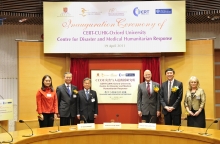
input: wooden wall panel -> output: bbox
[161,40,215,119]
[215,65,220,76]
[18,42,68,120]
[215,50,220,128]
[216,92,220,104]
[216,107,220,117]
[215,49,220,62]
[0,120,8,133]
[215,79,220,90]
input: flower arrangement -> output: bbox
[171,86,179,93]
[153,85,160,93]
[73,89,78,94]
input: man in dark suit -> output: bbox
[77,77,98,123]
[56,72,78,126]
[137,70,161,123]
[160,68,183,125]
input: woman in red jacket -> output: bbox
[36,75,58,128]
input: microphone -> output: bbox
[0,95,4,99]
[116,114,119,122]
[49,117,60,133]
[82,115,88,123]
[0,125,13,143]
[198,120,218,136]
[19,120,33,137]
[171,117,187,132]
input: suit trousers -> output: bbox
[142,114,157,123]
[60,116,75,126]
[164,112,181,126]
[80,117,94,123]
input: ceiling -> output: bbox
[1,0,220,25]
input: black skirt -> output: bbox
[187,108,206,128]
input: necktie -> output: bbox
[86,90,89,100]
[67,85,71,96]
[168,81,171,103]
[147,82,150,96]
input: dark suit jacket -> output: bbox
[56,84,78,117]
[137,81,161,116]
[160,79,183,115]
[77,89,98,120]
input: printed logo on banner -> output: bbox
[125,73,135,77]
[155,9,172,14]
[80,8,87,17]
[108,8,126,16]
[59,7,72,17]
[119,73,135,77]
[79,8,102,17]
[133,7,149,17]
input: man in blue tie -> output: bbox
[56,72,78,126]
[77,77,98,123]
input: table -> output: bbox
[0,124,220,144]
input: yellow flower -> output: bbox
[73,89,78,94]
[153,86,159,93]
[171,86,179,93]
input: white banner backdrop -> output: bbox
[44,1,185,53]
[91,70,140,103]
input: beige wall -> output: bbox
[161,39,215,119]
[18,42,69,120]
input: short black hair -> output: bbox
[165,68,175,74]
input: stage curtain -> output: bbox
[142,57,160,83]
[70,58,89,90]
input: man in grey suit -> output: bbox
[160,68,183,126]
[137,70,161,123]
[77,78,98,123]
[56,72,78,126]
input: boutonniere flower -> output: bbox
[153,85,159,93]
[171,86,179,93]
[73,89,78,94]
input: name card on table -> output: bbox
[103,123,121,129]
[77,123,95,130]
[138,123,156,130]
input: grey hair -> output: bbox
[83,77,91,83]
[64,72,72,77]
